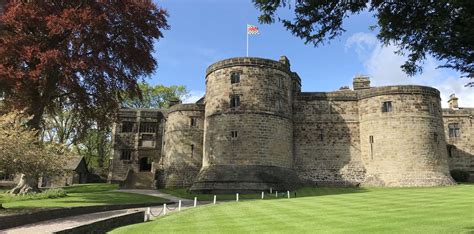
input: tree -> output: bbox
[122,83,190,108]
[0,1,169,131]
[253,0,474,86]
[0,1,168,190]
[0,111,71,195]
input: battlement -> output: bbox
[206,57,291,77]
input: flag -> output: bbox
[247,24,259,35]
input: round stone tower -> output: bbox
[161,104,204,188]
[358,86,455,187]
[190,57,300,193]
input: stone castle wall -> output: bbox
[358,86,454,186]
[109,56,473,191]
[443,108,474,180]
[160,104,204,188]
[293,91,365,186]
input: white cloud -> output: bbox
[183,90,205,104]
[346,32,474,108]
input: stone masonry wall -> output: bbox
[161,104,204,188]
[294,91,365,186]
[191,57,299,193]
[358,86,454,187]
[442,108,474,180]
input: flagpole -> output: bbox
[246,25,249,57]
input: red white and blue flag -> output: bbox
[247,24,259,35]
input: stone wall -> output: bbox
[191,57,300,193]
[442,108,474,180]
[294,91,365,186]
[160,104,205,188]
[358,86,454,187]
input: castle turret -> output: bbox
[160,104,204,188]
[358,86,455,186]
[448,94,459,110]
[190,57,300,193]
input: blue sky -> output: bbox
[152,0,472,107]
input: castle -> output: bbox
[108,56,474,193]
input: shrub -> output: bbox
[4,188,67,202]
[450,169,470,182]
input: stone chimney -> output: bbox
[279,56,291,68]
[353,75,370,90]
[448,94,459,109]
[168,98,182,107]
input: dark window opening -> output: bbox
[140,122,158,133]
[369,135,374,160]
[433,133,438,144]
[231,131,238,139]
[120,150,132,161]
[447,145,454,158]
[319,132,323,141]
[448,123,460,138]
[191,144,194,157]
[139,157,152,171]
[230,95,241,108]
[121,122,134,133]
[382,101,392,113]
[190,117,197,127]
[231,72,240,84]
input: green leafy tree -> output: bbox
[254,0,474,86]
[122,83,190,108]
[0,111,71,195]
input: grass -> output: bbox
[112,184,474,233]
[0,183,168,215]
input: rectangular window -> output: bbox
[191,144,194,157]
[319,131,324,141]
[276,99,283,111]
[230,95,241,108]
[121,122,134,133]
[231,72,240,84]
[190,117,197,127]
[277,76,283,88]
[120,150,132,161]
[140,122,158,133]
[433,133,438,143]
[382,101,392,113]
[369,135,374,143]
[140,134,155,147]
[231,131,238,139]
[448,123,460,138]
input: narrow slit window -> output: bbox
[230,95,241,108]
[231,72,240,84]
[382,101,392,113]
[190,117,197,127]
[191,144,194,157]
[231,131,238,139]
[369,135,374,160]
[433,133,438,144]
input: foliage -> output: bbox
[122,83,190,109]
[0,1,169,130]
[2,188,67,202]
[0,111,71,185]
[113,185,474,233]
[253,0,474,85]
[450,169,470,182]
[0,183,167,209]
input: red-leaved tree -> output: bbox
[0,0,168,192]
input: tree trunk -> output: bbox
[9,174,40,195]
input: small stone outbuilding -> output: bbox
[40,156,89,188]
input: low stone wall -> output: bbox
[55,210,145,234]
[0,202,171,230]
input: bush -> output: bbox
[3,188,67,202]
[450,170,470,182]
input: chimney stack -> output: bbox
[448,94,459,110]
[353,75,371,90]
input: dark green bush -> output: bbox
[450,169,470,182]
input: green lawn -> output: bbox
[112,184,474,233]
[0,183,167,215]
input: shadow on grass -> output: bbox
[62,183,119,193]
[159,186,369,201]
